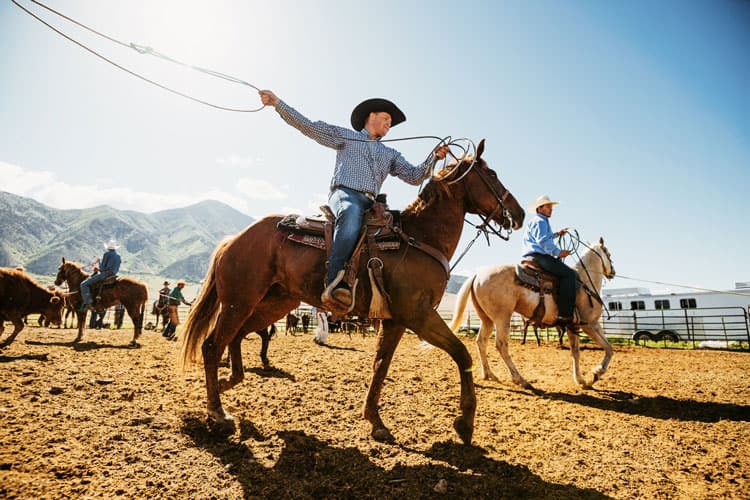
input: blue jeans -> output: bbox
[526,253,578,317]
[327,187,373,285]
[80,270,112,305]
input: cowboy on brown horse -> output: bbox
[80,239,121,312]
[258,90,449,312]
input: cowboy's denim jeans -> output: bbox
[80,270,113,305]
[526,252,578,318]
[327,187,373,285]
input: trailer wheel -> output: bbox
[633,331,653,345]
[657,330,680,342]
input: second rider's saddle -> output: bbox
[515,260,588,327]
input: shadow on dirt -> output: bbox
[246,366,296,380]
[0,352,50,363]
[310,342,361,352]
[542,390,750,423]
[181,416,610,499]
[24,339,136,351]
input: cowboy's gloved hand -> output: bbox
[559,250,572,258]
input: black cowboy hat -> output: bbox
[350,98,406,131]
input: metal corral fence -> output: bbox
[441,307,750,350]
[22,303,748,350]
[601,306,750,348]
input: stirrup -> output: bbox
[321,270,356,314]
[321,270,346,304]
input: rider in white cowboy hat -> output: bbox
[79,238,122,311]
[258,89,450,311]
[521,196,579,326]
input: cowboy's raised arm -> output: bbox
[259,89,346,150]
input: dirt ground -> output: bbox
[0,325,747,499]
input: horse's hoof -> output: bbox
[208,410,236,431]
[128,341,140,349]
[372,427,394,443]
[453,416,474,445]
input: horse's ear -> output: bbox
[61,257,66,264]
[476,139,486,160]
[599,236,604,245]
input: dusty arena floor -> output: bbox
[0,326,747,499]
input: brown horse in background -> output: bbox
[0,268,64,348]
[180,140,525,444]
[54,259,148,347]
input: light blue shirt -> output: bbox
[275,100,436,195]
[521,213,562,258]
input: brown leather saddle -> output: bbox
[277,202,402,253]
[276,197,450,319]
[515,260,571,296]
[515,260,584,327]
[515,260,603,327]
[92,274,118,300]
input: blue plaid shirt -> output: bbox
[275,100,436,195]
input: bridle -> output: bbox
[440,148,516,242]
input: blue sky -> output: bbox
[1,0,748,294]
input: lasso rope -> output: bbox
[12,0,264,112]
[12,0,477,165]
[13,0,507,270]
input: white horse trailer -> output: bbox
[601,283,750,345]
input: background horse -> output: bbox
[151,300,169,330]
[179,139,524,445]
[449,237,615,390]
[0,268,63,348]
[54,258,148,347]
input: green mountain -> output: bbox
[0,191,253,282]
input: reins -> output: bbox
[558,230,613,319]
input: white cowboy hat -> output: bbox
[530,195,559,211]
[104,239,120,250]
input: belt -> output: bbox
[332,185,376,201]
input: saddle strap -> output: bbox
[392,226,450,277]
[366,230,392,319]
[343,228,368,287]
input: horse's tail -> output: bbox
[179,238,231,372]
[448,275,477,332]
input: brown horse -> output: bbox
[54,258,148,347]
[179,139,525,444]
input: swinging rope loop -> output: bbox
[12,0,264,112]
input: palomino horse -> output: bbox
[449,237,615,389]
[54,258,148,347]
[180,139,524,444]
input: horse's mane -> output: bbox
[403,156,480,216]
[575,241,611,274]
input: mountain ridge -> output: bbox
[0,192,253,282]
